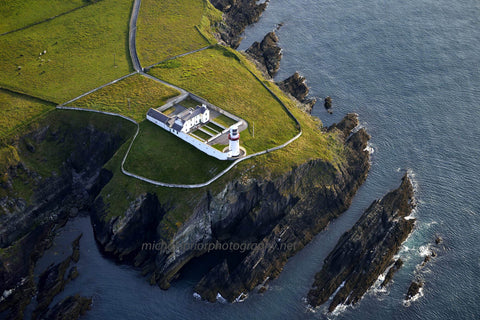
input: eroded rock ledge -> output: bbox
[91,113,371,302]
[211,0,269,48]
[307,174,415,312]
[246,31,282,78]
[277,72,317,114]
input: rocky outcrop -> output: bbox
[381,258,403,288]
[327,112,359,139]
[33,234,83,319]
[403,235,444,304]
[405,280,423,301]
[91,114,371,302]
[324,96,333,113]
[246,31,282,78]
[277,72,309,102]
[307,174,415,312]
[0,112,134,318]
[211,0,269,48]
[277,72,317,114]
[38,295,92,320]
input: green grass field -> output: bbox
[0,0,87,34]
[123,120,230,184]
[213,114,237,127]
[149,46,299,153]
[68,74,180,122]
[0,0,133,103]
[0,89,55,140]
[136,0,221,66]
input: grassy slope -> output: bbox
[149,46,299,153]
[0,0,86,34]
[68,74,180,122]
[124,120,230,183]
[136,0,221,66]
[99,138,206,235]
[0,0,133,103]
[0,110,136,211]
[0,89,55,140]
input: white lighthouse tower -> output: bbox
[228,125,240,157]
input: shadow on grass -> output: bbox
[123,120,230,184]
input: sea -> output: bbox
[23,0,480,318]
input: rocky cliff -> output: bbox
[246,31,282,78]
[0,111,134,318]
[91,113,371,302]
[210,0,269,48]
[307,174,416,312]
[277,72,317,114]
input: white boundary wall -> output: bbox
[147,114,229,160]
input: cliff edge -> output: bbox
[91,113,371,302]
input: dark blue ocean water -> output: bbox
[27,0,480,318]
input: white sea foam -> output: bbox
[331,281,346,297]
[418,244,432,257]
[192,292,201,300]
[330,303,348,316]
[403,287,424,307]
[234,292,248,303]
[407,168,419,195]
[216,292,227,303]
[364,142,375,154]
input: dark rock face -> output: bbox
[91,114,371,303]
[39,295,92,320]
[0,114,133,318]
[307,174,416,312]
[405,280,423,301]
[33,234,83,319]
[324,96,333,113]
[246,31,282,78]
[211,0,269,48]
[278,72,309,101]
[381,258,403,288]
[277,72,317,114]
[327,113,359,140]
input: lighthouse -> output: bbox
[228,125,240,157]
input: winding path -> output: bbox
[129,0,143,72]
[56,0,303,188]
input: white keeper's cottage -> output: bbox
[149,104,210,134]
[146,103,243,160]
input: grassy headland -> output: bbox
[0,0,348,235]
[149,46,300,153]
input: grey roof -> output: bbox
[181,105,208,121]
[172,123,183,132]
[147,108,170,124]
